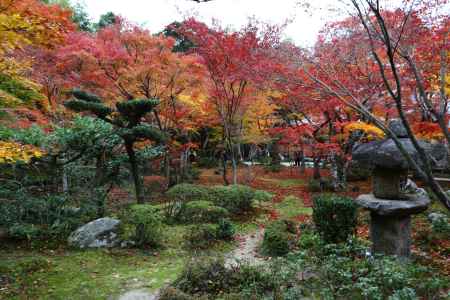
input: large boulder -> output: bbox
[68,217,121,249]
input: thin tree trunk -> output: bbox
[313,158,321,180]
[222,151,229,186]
[125,140,144,204]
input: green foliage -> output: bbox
[165,184,212,219]
[162,21,195,53]
[116,99,159,121]
[65,99,112,118]
[253,189,273,203]
[96,12,117,30]
[0,74,44,106]
[173,257,234,295]
[181,201,229,223]
[211,185,255,214]
[313,194,358,244]
[216,218,235,240]
[276,195,312,219]
[0,193,92,241]
[71,89,102,103]
[298,231,321,251]
[123,204,164,247]
[0,124,46,146]
[431,217,450,237]
[315,250,448,299]
[261,220,297,257]
[159,287,196,300]
[184,224,218,249]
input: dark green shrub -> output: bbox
[181,201,229,223]
[184,224,218,249]
[174,257,234,295]
[0,194,89,241]
[124,204,164,247]
[298,231,321,251]
[211,185,255,214]
[431,217,450,237]
[261,220,296,257]
[165,184,212,219]
[216,218,235,240]
[312,194,358,243]
[8,224,42,240]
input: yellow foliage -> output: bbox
[0,141,44,164]
[242,94,279,144]
[344,122,385,141]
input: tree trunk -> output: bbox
[313,158,321,180]
[231,154,238,185]
[125,140,144,204]
[222,151,229,186]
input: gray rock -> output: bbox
[388,119,408,138]
[356,193,430,217]
[68,217,121,249]
[428,212,448,224]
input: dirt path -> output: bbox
[225,228,265,268]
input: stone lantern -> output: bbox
[352,120,431,257]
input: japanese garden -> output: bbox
[0,0,449,299]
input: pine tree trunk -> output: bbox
[125,141,144,204]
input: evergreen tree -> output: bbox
[65,89,166,203]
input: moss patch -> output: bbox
[275,195,312,219]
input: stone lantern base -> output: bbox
[356,193,430,257]
[370,213,411,257]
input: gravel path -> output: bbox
[225,228,265,268]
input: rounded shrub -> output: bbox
[165,184,212,219]
[184,224,218,249]
[261,220,296,257]
[124,204,164,247]
[312,194,358,244]
[181,201,229,223]
[216,218,235,240]
[211,185,255,214]
[173,257,234,296]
